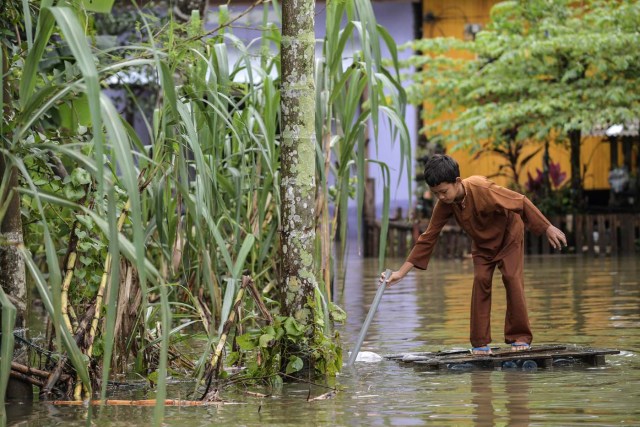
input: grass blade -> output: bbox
[0,288,16,417]
[100,187,120,400]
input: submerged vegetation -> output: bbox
[0,0,409,421]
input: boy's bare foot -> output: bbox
[510,342,530,352]
[471,346,492,355]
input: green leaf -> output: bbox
[57,101,76,131]
[80,0,114,13]
[226,352,240,366]
[20,5,55,106]
[259,333,275,348]
[0,288,16,417]
[100,187,120,400]
[274,325,285,341]
[147,370,159,385]
[70,167,91,186]
[73,94,92,126]
[283,317,304,337]
[271,375,283,390]
[285,356,303,374]
[236,333,257,351]
[329,302,347,323]
[48,7,107,194]
[64,185,86,201]
[264,325,276,337]
[232,234,255,279]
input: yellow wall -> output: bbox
[420,0,611,190]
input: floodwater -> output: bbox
[7,254,640,426]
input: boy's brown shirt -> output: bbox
[407,176,551,270]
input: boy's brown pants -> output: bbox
[470,240,532,348]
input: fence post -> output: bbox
[575,214,584,254]
[363,177,376,257]
[597,214,606,255]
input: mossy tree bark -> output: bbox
[0,163,25,320]
[1,46,30,400]
[279,0,318,336]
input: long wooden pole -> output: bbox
[346,269,391,366]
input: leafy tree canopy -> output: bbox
[408,0,640,153]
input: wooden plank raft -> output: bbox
[385,345,620,371]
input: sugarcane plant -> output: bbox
[0,0,409,420]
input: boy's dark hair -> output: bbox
[424,154,460,187]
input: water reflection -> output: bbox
[470,371,531,426]
[341,254,640,353]
[7,255,640,426]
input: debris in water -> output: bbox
[349,351,383,363]
[307,390,337,401]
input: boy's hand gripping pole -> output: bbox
[346,269,392,367]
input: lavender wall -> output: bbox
[361,2,418,218]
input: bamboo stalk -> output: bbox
[209,279,246,372]
[11,361,70,381]
[76,200,132,400]
[73,376,82,400]
[11,362,51,378]
[112,260,134,373]
[194,285,211,333]
[85,200,130,359]
[61,194,94,335]
[67,304,79,331]
[10,370,45,388]
[170,219,183,275]
[244,390,268,398]
[245,278,273,325]
[201,278,249,401]
[61,251,77,333]
[41,358,67,399]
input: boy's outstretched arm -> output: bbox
[379,262,414,287]
[546,225,567,250]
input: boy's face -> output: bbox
[430,179,462,204]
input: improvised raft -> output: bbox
[386,345,620,371]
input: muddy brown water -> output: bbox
[7,255,640,425]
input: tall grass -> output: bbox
[1,0,409,420]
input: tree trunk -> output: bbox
[279,0,317,333]
[1,46,29,400]
[542,139,551,198]
[568,129,582,210]
[0,163,25,320]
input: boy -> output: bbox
[382,155,567,354]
